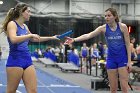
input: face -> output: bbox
[93,43,97,48]
[104,11,116,24]
[131,38,135,43]
[22,7,31,21]
[83,43,86,47]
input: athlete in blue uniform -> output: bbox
[1,3,58,93]
[65,8,131,93]
[81,47,88,58]
[81,43,88,67]
[90,43,99,65]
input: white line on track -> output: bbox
[0,83,80,88]
[16,90,22,93]
[49,84,80,87]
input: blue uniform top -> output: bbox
[105,23,127,58]
[81,47,88,57]
[8,21,30,56]
[93,49,99,57]
[6,21,33,69]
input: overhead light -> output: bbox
[0,1,3,4]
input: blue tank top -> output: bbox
[82,47,88,56]
[8,21,30,56]
[93,49,99,57]
[105,23,127,58]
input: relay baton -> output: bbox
[57,30,74,39]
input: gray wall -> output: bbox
[0,0,140,58]
[18,0,140,20]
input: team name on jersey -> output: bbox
[108,36,122,40]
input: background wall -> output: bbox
[0,0,140,59]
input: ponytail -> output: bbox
[1,3,28,35]
[2,8,15,34]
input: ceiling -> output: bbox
[0,0,16,12]
[0,0,44,12]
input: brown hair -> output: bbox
[105,8,119,22]
[1,3,28,34]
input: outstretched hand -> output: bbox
[64,37,74,45]
[53,35,60,40]
[31,34,40,40]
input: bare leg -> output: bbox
[6,67,23,93]
[118,67,129,93]
[107,69,118,93]
[22,65,37,93]
[91,58,96,66]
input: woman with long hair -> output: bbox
[2,3,58,93]
[65,8,131,93]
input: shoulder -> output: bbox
[97,24,106,29]
[7,21,16,27]
[118,22,129,37]
[7,21,17,29]
[118,22,127,31]
[119,22,127,27]
[98,24,106,32]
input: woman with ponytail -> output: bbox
[2,3,58,93]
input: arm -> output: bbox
[24,24,58,42]
[74,26,103,42]
[121,23,131,70]
[39,36,58,42]
[7,21,38,44]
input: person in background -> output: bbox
[131,45,140,72]
[130,36,137,60]
[90,43,99,65]
[65,7,131,93]
[54,46,61,62]
[98,41,104,59]
[130,43,137,60]
[103,44,108,60]
[130,36,136,48]
[81,43,89,67]
[59,42,65,62]
[1,3,58,93]
[37,48,43,58]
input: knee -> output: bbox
[120,84,128,92]
[110,85,118,92]
[119,75,128,81]
[121,89,128,93]
[110,87,117,92]
[110,88,117,93]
